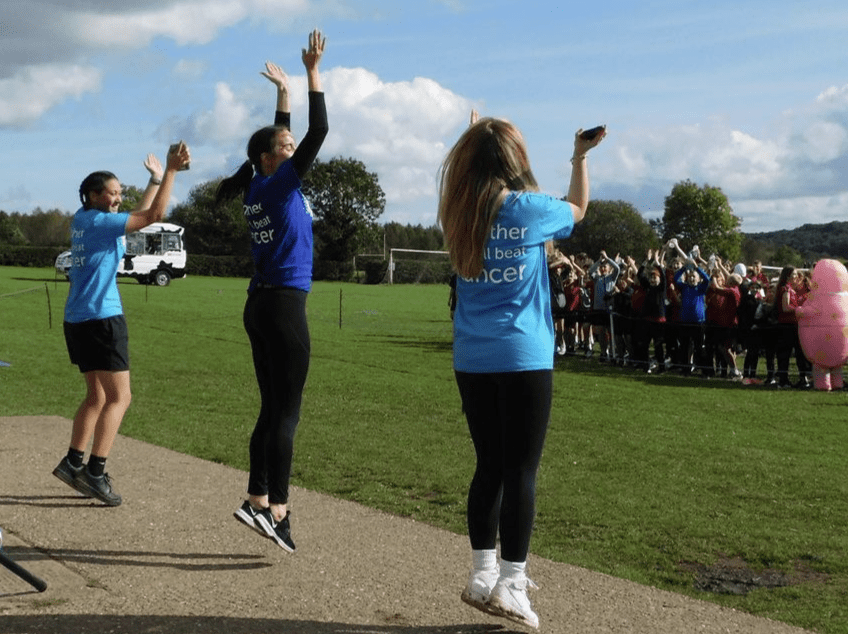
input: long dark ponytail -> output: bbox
[215,126,285,204]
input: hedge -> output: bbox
[0,246,453,285]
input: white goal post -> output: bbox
[388,248,449,284]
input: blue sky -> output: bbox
[2,0,848,236]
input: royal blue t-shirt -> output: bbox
[453,191,576,373]
[64,208,129,323]
[244,160,314,293]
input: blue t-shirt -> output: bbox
[64,208,129,323]
[674,266,711,323]
[453,191,576,373]
[244,160,314,293]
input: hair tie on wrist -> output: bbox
[570,154,587,164]
[149,177,162,185]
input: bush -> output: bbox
[391,259,453,284]
[363,260,388,284]
[313,259,354,282]
[186,254,253,278]
[0,245,65,268]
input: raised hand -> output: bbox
[261,61,289,92]
[143,153,163,181]
[301,29,326,71]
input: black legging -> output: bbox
[455,370,552,563]
[775,322,810,384]
[243,287,310,505]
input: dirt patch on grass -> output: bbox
[679,554,829,595]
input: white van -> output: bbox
[55,222,187,287]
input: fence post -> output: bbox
[44,283,52,329]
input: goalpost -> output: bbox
[388,248,449,284]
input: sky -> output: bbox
[1,0,848,236]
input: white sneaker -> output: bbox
[487,575,540,629]
[460,568,499,615]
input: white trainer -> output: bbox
[460,568,499,615]
[487,575,540,629]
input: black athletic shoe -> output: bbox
[52,457,90,496]
[233,500,267,536]
[73,470,122,506]
[255,509,296,553]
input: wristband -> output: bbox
[149,177,162,186]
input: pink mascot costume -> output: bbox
[796,259,848,391]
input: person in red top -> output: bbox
[746,260,770,288]
[561,259,584,354]
[774,266,812,388]
[705,271,742,378]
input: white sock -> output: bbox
[500,558,527,581]
[472,548,497,572]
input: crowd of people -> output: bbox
[547,240,817,388]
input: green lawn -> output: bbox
[1,266,846,633]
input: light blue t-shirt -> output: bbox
[453,191,576,373]
[64,208,129,323]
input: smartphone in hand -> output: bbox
[579,126,606,141]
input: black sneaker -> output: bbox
[73,470,122,506]
[255,509,296,552]
[233,500,267,536]
[52,457,91,496]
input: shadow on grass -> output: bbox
[0,616,515,634]
[366,333,453,353]
[554,357,764,390]
[11,276,67,283]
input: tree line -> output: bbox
[0,158,827,277]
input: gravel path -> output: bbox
[0,415,812,633]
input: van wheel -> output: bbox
[153,270,171,287]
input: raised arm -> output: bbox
[566,126,606,222]
[291,29,329,179]
[134,154,164,212]
[302,29,325,93]
[126,143,190,233]
[261,61,290,128]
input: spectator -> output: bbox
[674,258,711,375]
[587,251,620,361]
[773,266,812,388]
[634,251,667,373]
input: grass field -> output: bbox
[1,266,846,633]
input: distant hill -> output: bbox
[746,220,848,260]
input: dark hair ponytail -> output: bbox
[79,171,118,209]
[215,161,254,204]
[215,125,284,204]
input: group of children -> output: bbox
[548,239,814,388]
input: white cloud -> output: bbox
[0,0,320,130]
[734,192,848,234]
[320,68,470,205]
[72,1,249,48]
[172,59,207,80]
[174,66,471,209]
[0,65,102,127]
[192,82,253,143]
[596,82,848,209]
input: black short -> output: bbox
[64,315,130,373]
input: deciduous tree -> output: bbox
[302,157,385,279]
[168,179,249,256]
[661,180,742,261]
[560,199,659,259]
